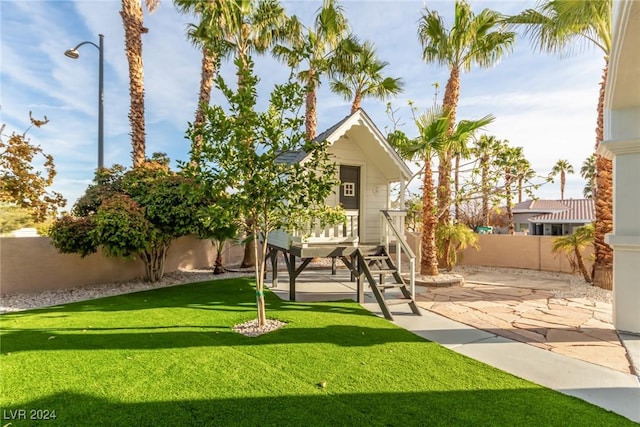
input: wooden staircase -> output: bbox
[348,246,422,321]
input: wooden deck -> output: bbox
[266,210,417,319]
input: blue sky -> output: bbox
[1,0,606,208]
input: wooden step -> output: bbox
[363,255,389,261]
[368,268,397,275]
[377,283,404,289]
[384,298,413,306]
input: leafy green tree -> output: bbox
[330,40,404,114]
[49,160,212,282]
[0,112,66,222]
[550,159,574,200]
[192,56,339,326]
[505,0,612,289]
[418,0,515,224]
[552,223,594,282]
[201,0,290,269]
[0,204,34,235]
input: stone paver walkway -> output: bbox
[415,283,632,374]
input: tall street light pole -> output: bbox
[64,34,104,169]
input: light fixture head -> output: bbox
[64,49,80,59]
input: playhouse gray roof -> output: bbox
[277,109,411,178]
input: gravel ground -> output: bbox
[0,268,252,314]
[0,262,612,313]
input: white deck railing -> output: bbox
[268,210,359,249]
[380,210,416,297]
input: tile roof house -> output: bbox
[506,199,595,236]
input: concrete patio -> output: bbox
[268,267,640,423]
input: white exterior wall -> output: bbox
[327,135,388,243]
[601,0,640,334]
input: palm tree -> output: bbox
[580,153,597,199]
[436,222,478,271]
[550,159,574,200]
[225,0,290,88]
[120,0,159,167]
[174,0,232,165]
[473,134,502,226]
[514,157,536,203]
[552,223,594,282]
[496,145,524,235]
[390,107,493,276]
[329,40,404,114]
[451,130,474,221]
[505,0,612,289]
[417,0,515,223]
[274,0,353,140]
[208,0,289,269]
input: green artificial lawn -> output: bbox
[0,277,634,426]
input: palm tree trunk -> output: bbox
[351,90,362,114]
[305,87,317,140]
[518,178,523,203]
[454,154,460,220]
[593,65,613,290]
[191,47,217,165]
[505,175,514,235]
[437,65,460,228]
[443,65,460,134]
[560,171,565,200]
[574,247,591,283]
[421,155,439,276]
[120,0,147,168]
[481,155,490,226]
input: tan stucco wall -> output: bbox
[407,233,594,274]
[0,236,224,295]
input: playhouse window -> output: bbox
[343,182,355,197]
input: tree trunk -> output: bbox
[481,155,489,226]
[517,178,523,203]
[120,0,147,168]
[214,252,225,274]
[454,154,460,220]
[560,171,565,200]
[254,224,268,327]
[241,234,256,268]
[191,47,217,166]
[420,155,439,276]
[593,65,613,290]
[574,247,591,283]
[141,244,168,282]
[443,238,453,271]
[351,91,362,114]
[436,66,461,266]
[305,70,317,141]
[505,176,514,235]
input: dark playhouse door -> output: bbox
[339,165,360,210]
